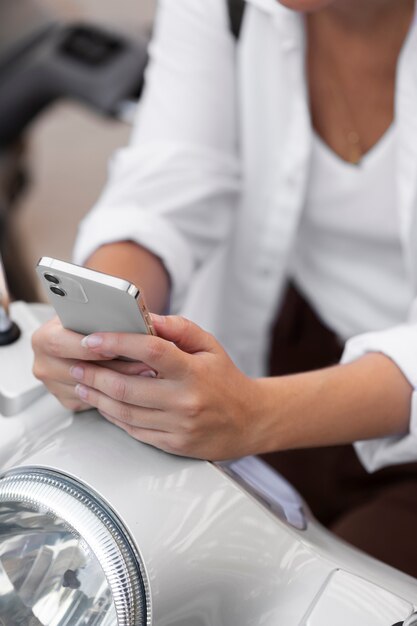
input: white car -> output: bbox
[0,301,416,626]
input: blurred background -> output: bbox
[2,0,156,300]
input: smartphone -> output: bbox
[36,257,155,337]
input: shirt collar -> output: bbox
[245,0,293,17]
[244,0,417,56]
[247,0,417,28]
[244,0,304,52]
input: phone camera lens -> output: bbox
[50,286,66,297]
[44,273,60,285]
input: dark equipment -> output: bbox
[0,0,244,301]
[0,0,149,300]
[0,0,149,147]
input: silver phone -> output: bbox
[36,257,155,337]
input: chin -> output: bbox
[277,0,335,10]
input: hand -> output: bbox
[32,316,155,412]
[69,315,262,460]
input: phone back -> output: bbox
[36,258,151,336]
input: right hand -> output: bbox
[32,317,154,412]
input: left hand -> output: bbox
[69,315,262,460]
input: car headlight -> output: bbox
[0,469,150,625]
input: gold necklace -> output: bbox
[327,75,363,165]
[345,131,362,166]
[308,34,364,165]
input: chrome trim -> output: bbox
[0,468,151,626]
[0,254,12,332]
[217,456,307,531]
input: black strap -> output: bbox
[227,0,246,40]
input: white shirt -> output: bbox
[74,0,417,472]
[291,126,413,341]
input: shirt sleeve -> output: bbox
[73,0,241,313]
[341,318,417,472]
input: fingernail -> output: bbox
[81,335,103,348]
[140,369,157,378]
[75,384,89,400]
[70,366,84,381]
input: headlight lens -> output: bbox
[0,469,149,625]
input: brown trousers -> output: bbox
[261,284,417,578]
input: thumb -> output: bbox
[151,314,216,354]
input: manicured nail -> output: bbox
[81,335,103,348]
[75,384,89,400]
[140,369,157,378]
[70,366,84,381]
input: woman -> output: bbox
[33,0,417,575]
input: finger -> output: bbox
[100,360,156,377]
[70,364,164,410]
[33,352,155,387]
[80,333,189,378]
[151,315,217,354]
[34,355,92,386]
[32,316,116,362]
[75,384,170,430]
[100,415,198,458]
[98,411,171,449]
[47,380,91,412]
